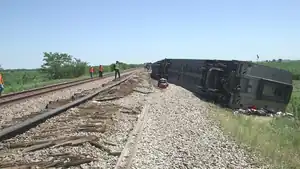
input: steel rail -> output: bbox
[0,71,137,141]
[0,68,137,106]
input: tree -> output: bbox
[41,52,88,79]
[110,63,115,72]
[72,58,88,77]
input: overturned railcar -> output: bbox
[151,59,293,112]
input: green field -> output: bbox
[261,60,300,80]
[2,70,100,94]
[0,52,142,94]
[1,66,139,94]
[212,60,300,168]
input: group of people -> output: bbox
[89,65,104,78]
[89,61,121,80]
[0,61,122,97]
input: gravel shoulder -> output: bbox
[131,83,267,169]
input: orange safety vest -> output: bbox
[89,67,94,73]
[99,65,103,72]
[0,74,3,84]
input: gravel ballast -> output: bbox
[0,73,131,129]
[131,83,267,169]
[0,71,151,169]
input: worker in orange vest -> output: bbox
[89,66,94,79]
[99,65,104,78]
[0,73,4,96]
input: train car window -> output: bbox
[262,84,274,97]
[262,83,284,98]
[261,81,291,103]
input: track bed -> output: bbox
[0,71,153,168]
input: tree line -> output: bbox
[40,52,141,79]
[0,52,142,91]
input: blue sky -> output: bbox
[0,0,299,69]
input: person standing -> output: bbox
[0,73,4,96]
[99,65,104,78]
[114,61,120,79]
[89,66,94,78]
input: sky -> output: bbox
[0,0,300,69]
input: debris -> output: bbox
[103,140,117,146]
[1,161,54,169]
[61,158,94,168]
[89,141,111,153]
[23,141,54,152]
[109,151,122,156]
[133,89,153,94]
[89,141,121,156]
[2,166,31,169]
[8,139,52,149]
[120,109,140,115]
[77,125,106,133]
[44,161,63,168]
[96,96,124,102]
[53,136,97,148]
[50,152,71,157]
[157,78,168,89]
[233,108,294,118]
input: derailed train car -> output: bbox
[151,58,293,112]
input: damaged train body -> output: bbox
[151,58,293,112]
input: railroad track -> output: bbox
[0,70,153,169]
[0,68,137,106]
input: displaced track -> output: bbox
[0,68,136,106]
[0,73,133,141]
[0,69,138,130]
[0,71,153,169]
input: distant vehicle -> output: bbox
[151,58,293,112]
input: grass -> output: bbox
[261,60,300,77]
[210,61,300,168]
[261,60,300,80]
[1,69,119,94]
[3,75,90,94]
[212,107,300,168]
